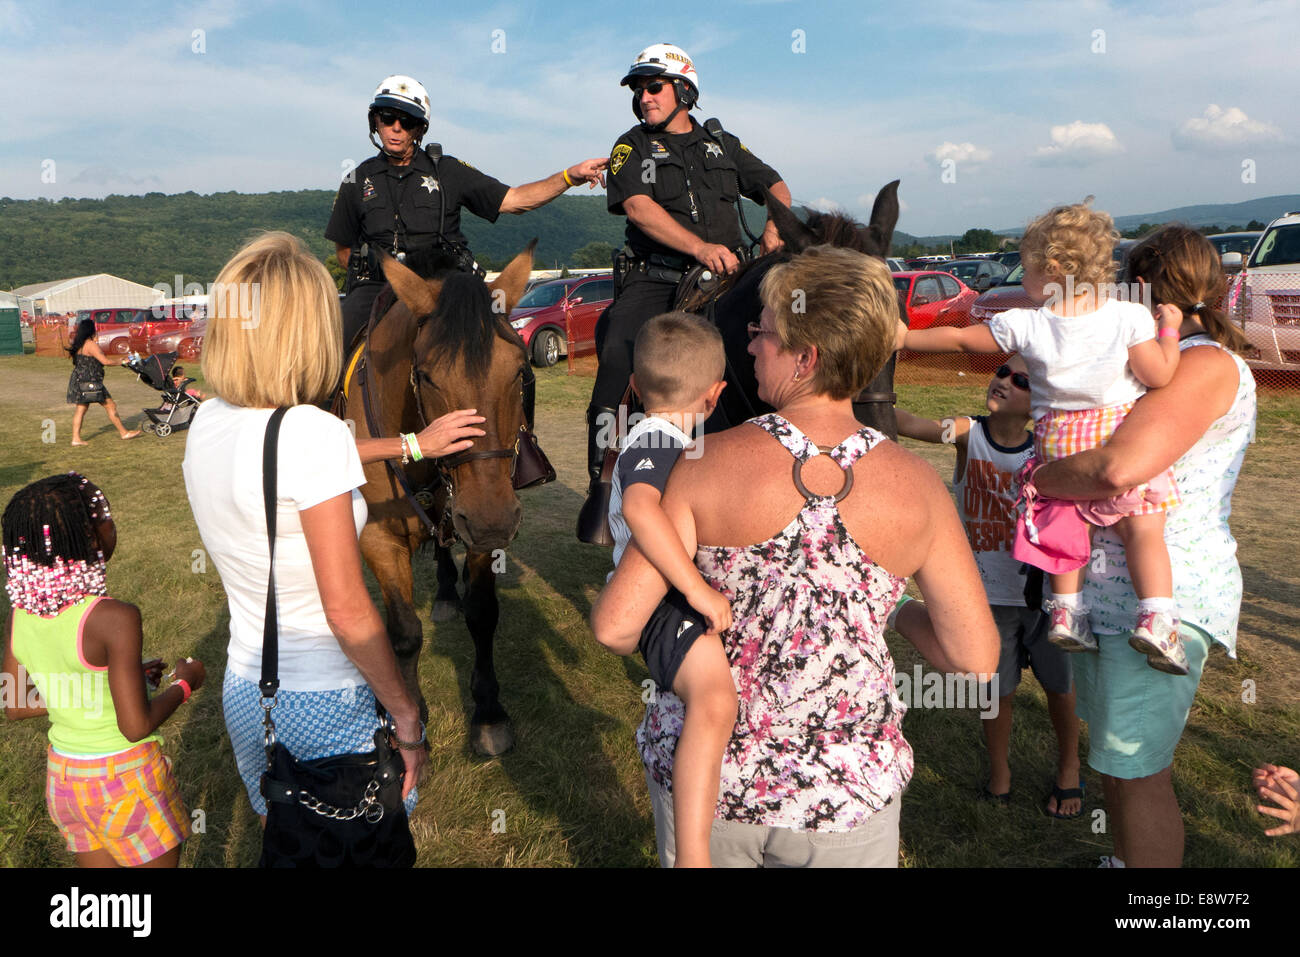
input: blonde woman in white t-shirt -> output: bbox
[902,203,1188,675]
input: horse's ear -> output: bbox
[487,239,537,317]
[763,188,817,253]
[858,180,900,258]
[380,254,439,317]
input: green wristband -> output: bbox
[887,594,914,631]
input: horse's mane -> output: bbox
[408,251,525,379]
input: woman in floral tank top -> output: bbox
[1034,226,1256,867]
[593,246,999,867]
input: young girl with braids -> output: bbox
[2,474,205,867]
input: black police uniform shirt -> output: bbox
[605,119,782,261]
[325,150,511,255]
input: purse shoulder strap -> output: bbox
[259,407,290,698]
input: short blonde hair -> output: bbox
[1020,202,1118,289]
[633,311,725,410]
[201,232,341,408]
[759,246,898,400]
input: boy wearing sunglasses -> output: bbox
[896,356,1084,819]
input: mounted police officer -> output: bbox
[576,44,792,543]
[327,74,608,425]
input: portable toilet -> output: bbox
[0,308,22,355]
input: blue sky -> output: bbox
[1,0,1295,235]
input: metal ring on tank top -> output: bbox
[791,446,854,503]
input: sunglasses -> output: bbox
[633,79,669,96]
[747,322,778,342]
[994,365,1030,390]
[373,109,420,131]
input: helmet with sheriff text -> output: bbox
[621,43,699,117]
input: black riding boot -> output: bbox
[576,405,618,546]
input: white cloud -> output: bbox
[1172,104,1284,151]
[929,141,992,167]
[806,196,845,213]
[1032,121,1124,166]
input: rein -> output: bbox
[355,286,521,548]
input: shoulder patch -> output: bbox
[458,159,479,171]
[739,142,751,152]
[610,143,633,176]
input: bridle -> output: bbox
[356,291,524,549]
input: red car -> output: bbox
[148,319,207,360]
[73,307,151,355]
[893,271,977,329]
[508,274,615,366]
[129,304,204,355]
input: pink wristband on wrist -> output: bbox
[1157,328,1180,339]
[172,679,192,703]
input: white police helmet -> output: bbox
[621,43,699,105]
[369,75,431,126]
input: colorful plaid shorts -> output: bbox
[1034,403,1180,515]
[45,741,190,865]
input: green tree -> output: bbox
[1247,219,1266,230]
[324,254,345,291]
[571,241,615,269]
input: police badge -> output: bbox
[610,143,633,176]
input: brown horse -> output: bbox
[344,245,535,756]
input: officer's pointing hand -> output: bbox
[567,158,609,189]
[695,242,740,277]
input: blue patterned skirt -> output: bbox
[222,669,417,816]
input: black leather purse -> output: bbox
[257,407,416,868]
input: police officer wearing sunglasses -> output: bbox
[327,74,609,354]
[577,44,792,543]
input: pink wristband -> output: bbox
[1157,328,1180,339]
[172,679,192,703]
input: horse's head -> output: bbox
[380,243,536,551]
[763,180,900,258]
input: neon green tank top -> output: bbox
[10,597,160,755]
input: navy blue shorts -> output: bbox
[638,588,707,693]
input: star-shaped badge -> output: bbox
[421,175,439,193]
[704,142,723,158]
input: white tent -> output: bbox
[12,274,163,315]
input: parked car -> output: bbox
[994,250,1020,269]
[893,271,977,330]
[128,304,203,355]
[148,318,207,361]
[936,258,1009,292]
[1208,231,1263,274]
[508,274,615,366]
[886,257,908,273]
[74,307,152,354]
[1230,212,1300,371]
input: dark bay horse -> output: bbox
[681,181,902,438]
[345,246,535,756]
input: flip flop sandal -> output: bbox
[1045,781,1085,819]
[979,786,1011,807]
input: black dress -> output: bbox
[67,353,109,405]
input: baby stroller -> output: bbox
[126,352,201,437]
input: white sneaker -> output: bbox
[1047,601,1097,653]
[1129,612,1189,675]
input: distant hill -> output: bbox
[0,190,631,290]
[993,194,1300,237]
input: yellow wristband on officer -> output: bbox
[561,168,576,188]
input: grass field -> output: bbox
[1,351,1296,867]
